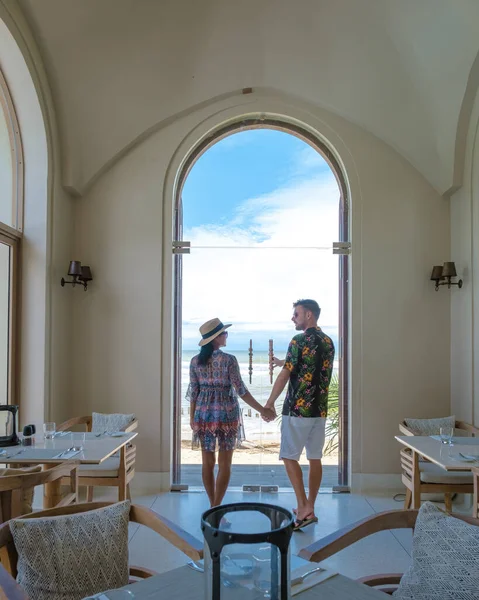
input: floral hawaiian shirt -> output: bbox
[282,327,335,418]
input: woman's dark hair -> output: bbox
[198,341,214,365]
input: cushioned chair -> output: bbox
[0,462,78,523]
[57,413,138,501]
[399,417,478,511]
[0,501,203,600]
[299,506,479,596]
[473,466,479,518]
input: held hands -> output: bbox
[272,357,285,368]
[261,404,276,422]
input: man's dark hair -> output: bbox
[293,299,321,320]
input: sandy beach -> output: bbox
[180,440,339,466]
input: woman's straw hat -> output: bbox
[199,318,232,346]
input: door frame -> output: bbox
[170,117,351,490]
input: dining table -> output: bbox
[102,562,388,599]
[395,434,479,471]
[0,431,137,508]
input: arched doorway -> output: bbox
[172,118,350,492]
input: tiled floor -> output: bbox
[84,487,469,580]
[33,486,472,581]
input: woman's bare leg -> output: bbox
[202,450,216,506]
[213,449,234,506]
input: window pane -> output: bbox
[0,98,14,228]
[0,242,10,404]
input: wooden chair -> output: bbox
[299,508,479,595]
[399,419,478,511]
[473,466,479,518]
[0,501,203,599]
[57,415,138,501]
[0,462,78,523]
[399,419,479,437]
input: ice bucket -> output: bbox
[201,502,294,600]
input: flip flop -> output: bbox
[293,515,318,531]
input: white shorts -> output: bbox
[279,416,326,461]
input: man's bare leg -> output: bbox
[292,459,323,515]
[308,458,323,507]
[283,458,314,521]
[202,450,216,506]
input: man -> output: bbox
[265,299,335,530]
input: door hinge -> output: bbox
[333,242,351,255]
[172,241,191,254]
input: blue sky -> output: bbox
[182,129,332,230]
[181,129,340,351]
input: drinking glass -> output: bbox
[439,426,454,445]
[43,422,56,440]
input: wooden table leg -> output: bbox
[42,463,62,509]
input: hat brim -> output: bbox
[198,323,232,346]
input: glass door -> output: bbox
[0,231,18,406]
[174,243,343,490]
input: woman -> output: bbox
[188,318,274,507]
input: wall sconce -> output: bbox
[61,261,93,291]
[430,262,463,291]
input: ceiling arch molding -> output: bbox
[450,49,479,197]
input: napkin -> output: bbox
[290,564,337,596]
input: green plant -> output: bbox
[323,372,339,456]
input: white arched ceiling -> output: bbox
[17,0,479,196]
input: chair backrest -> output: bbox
[0,501,203,580]
[56,416,92,432]
[400,419,479,437]
[473,466,479,519]
[0,462,79,523]
[299,508,479,564]
[57,415,138,434]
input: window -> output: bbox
[0,68,23,405]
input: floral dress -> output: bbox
[187,350,246,452]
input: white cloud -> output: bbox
[182,172,341,349]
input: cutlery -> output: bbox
[291,566,325,586]
[459,452,479,461]
[186,561,236,588]
[187,561,204,573]
[1,449,25,459]
[55,446,82,458]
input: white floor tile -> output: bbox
[31,485,417,581]
[317,530,412,579]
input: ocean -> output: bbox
[180,350,339,441]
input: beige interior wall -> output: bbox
[0,6,73,430]
[451,89,479,427]
[70,95,450,483]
